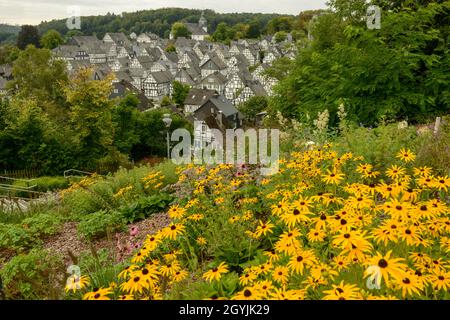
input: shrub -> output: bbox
[77,210,125,241]
[415,117,450,175]
[21,213,63,238]
[0,249,65,299]
[119,193,173,224]
[0,223,35,252]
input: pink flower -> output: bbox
[130,226,138,237]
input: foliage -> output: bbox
[119,193,173,224]
[65,68,116,170]
[0,223,35,252]
[171,81,190,106]
[271,1,450,126]
[0,44,20,64]
[0,249,65,299]
[21,213,63,238]
[171,22,191,39]
[77,210,125,241]
[274,31,288,43]
[238,96,268,125]
[40,29,64,49]
[16,25,40,50]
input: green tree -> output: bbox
[274,31,288,43]
[271,1,450,126]
[40,29,64,49]
[0,44,20,64]
[7,45,68,114]
[267,17,294,34]
[246,20,261,38]
[17,25,40,49]
[171,22,191,39]
[238,96,268,125]
[64,68,116,168]
[165,43,177,53]
[172,81,190,106]
[112,94,140,154]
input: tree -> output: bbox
[17,25,40,49]
[267,17,294,34]
[165,43,177,53]
[212,22,233,42]
[64,68,116,169]
[172,81,190,106]
[7,45,68,114]
[246,21,261,38]
[112,94,140,154]
[171,22,191,39]
[274,31,288,43]
[0,44,20,64]
[271,1,450,126]
[238,96,268,125]
[40,29,64,49]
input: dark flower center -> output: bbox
[296,256,303,262]
[378,259,388,268]
[402,278,410,284]
[244,289,252,297]
[171,225,176,230]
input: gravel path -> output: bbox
[43,212,171,265]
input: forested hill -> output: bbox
[0,24,20,44]
[37,8,286,39]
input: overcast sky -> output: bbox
[0,0,328,25]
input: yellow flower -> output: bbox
[202,262,229,282]
[196,236,207,246]
[322,168,345,185]
[83,287,112,300]
[396,148,416,162]
[161,223,185,240]
[254,220,275,238]
[65,275,90,293]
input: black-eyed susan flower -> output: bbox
[322,168,345,185]
[161,223,185,240]
[202,262,228,282]
[83,287,112,300]
[322,281,361,300]
[65,275,90,293]
[396,148,416,162]
[367,251,407,286]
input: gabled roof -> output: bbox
[203,96,239,117]
[148,70,173,83]
[200,71,227,84]
[185,23,209,36]
[200,55,227,70]
[184,88,217,106]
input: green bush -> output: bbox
[333,122,423,172]
[0,249,65,299]
[416,117,450,175]
[77,210,125,241]
[0,223,35,252]
[10,176,70,198]
[119,193,173,224]
[21,213,63,238]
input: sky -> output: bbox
[0,0,328,25]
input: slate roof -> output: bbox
[184,88,217,106]
[149,70,173,83]
[185,23,209,36]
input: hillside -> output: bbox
[0,24,20,44]
[36,8,285,40]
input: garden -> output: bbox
[0,118,448,300]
